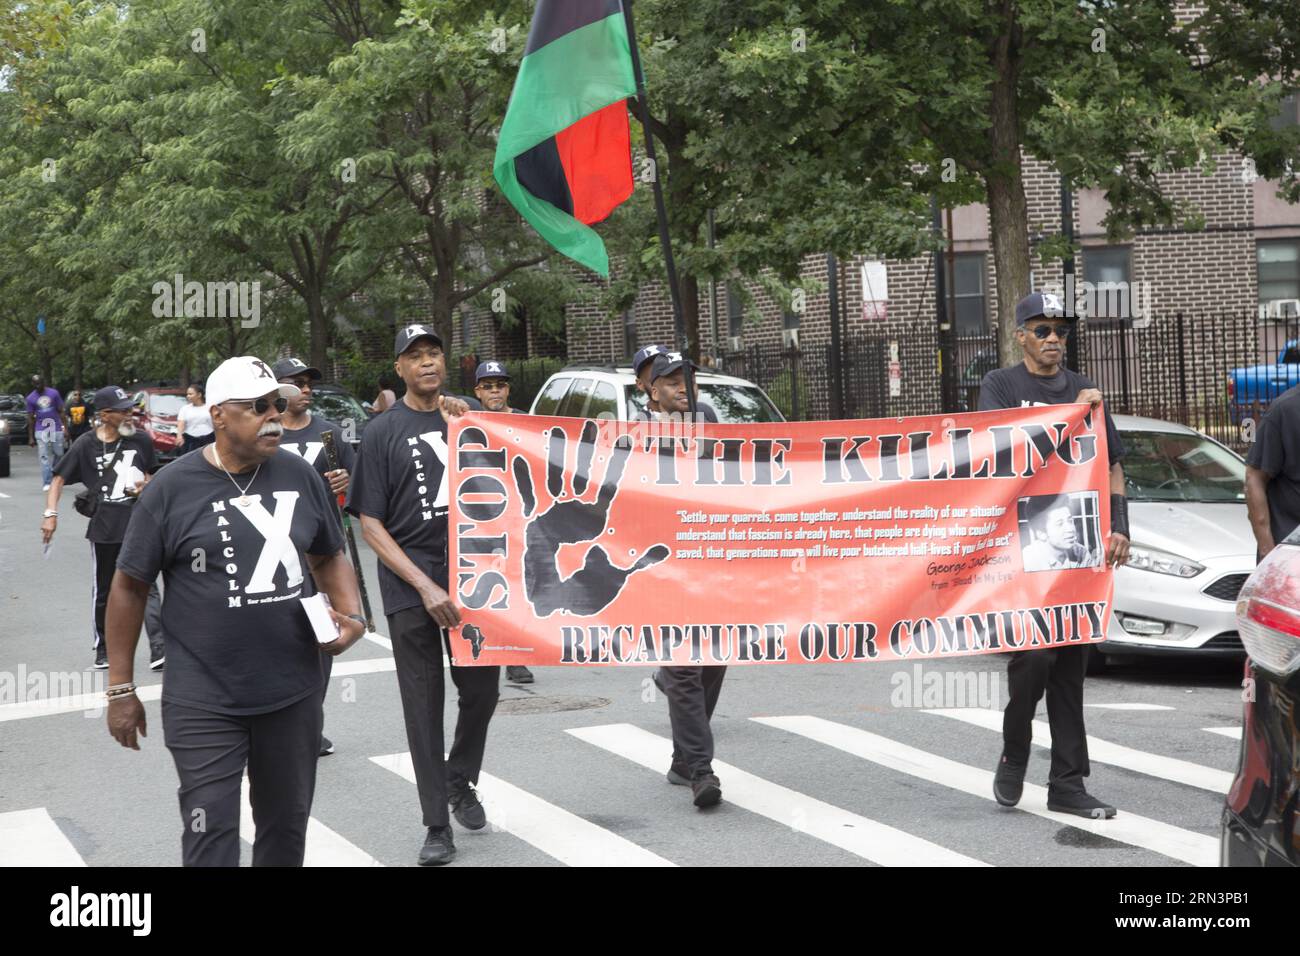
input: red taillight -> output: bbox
[1245,597,1300,639]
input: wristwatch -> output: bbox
[42,510,58,518]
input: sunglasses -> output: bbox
[223,397,288,415]
[1027,323,1071,340]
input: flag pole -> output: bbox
[621,0,697,414]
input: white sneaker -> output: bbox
[42,484,50,492]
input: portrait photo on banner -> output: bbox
[1015,491,1102,573]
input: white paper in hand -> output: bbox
[300,592,340,645]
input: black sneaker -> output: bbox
[691,772,722,808]
[92,647,108,670]
[1047,790,1117,819]
[449,782,487,830]
[992,754,1025,807]
[652,669,666,695]
[318,735,335,757]
[506,665,534,684]
[666,760,691,786]
[419,825,456,866]
[149,654,165,671]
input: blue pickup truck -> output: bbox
[1229,340,1300,423]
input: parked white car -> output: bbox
[529,365,786,423]
[1095,415,1253,670]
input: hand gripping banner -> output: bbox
[447,406,1114,666]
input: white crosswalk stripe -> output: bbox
[0,656,397,723]
[0,808,86,866]
[371,751,674,867]
[753,715,1219,867]
[924,708,1233,793]
[239,778,382,866]
[1084,702,1174,711]
[1204,726,1242,740]
[568,723,989,866]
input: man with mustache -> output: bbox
[978,292,1130,820]
[43,386,165,670]
[103,356,367,866]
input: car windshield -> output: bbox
[624,382,784,423]
[311,389,371,427]
[1121,429,1245,502]
[148,394,187,417]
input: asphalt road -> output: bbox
[0,443,1245,867]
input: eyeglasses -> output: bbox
[223,397,287,415]
[1028,323,1071,340]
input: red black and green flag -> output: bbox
[493,0,637,277]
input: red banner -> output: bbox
[447,406,1114,666]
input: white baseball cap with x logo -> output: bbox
[206,356,301,406]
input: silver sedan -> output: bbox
[1095,415,1253,670]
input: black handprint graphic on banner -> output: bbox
[512,420,669,617]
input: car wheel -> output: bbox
[1085,645,1111,676]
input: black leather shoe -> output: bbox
[506,665,534,684]
[449,782,487,830]
[691,773,722,808]
[318,735,334,757]
[652,669,666,695]
[1047,790,1117,819]
[419,826,456,866]
[992,754,1025,807]
[666,760,691,786]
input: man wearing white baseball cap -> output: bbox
[104,356,368,866]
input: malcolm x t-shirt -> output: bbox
[117,449,344,714]
[346,396,481,615]
[280,415,357,485]
[978,363,1125,466]
[54,431,157,543]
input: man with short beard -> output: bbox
[43,386,165,670]
[104,356,367,866]
[472,360,533,685]
[348,325,495,866]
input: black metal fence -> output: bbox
[721,312,1293,453]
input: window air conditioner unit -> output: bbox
[727,336,743,351]
[781,328,800,348]
[1265,299,1300,319]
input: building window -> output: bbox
[782,303,801,330]
[1082,246,1133,322]
[622,310,637,359]
[951,254,986,335]
[1259,241,1300,314]
[727,287,743,340]
[1271,91,1300,131]
[459,310,471,349]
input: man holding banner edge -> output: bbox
[979,292,1131,819]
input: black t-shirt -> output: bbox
[1246,384,1300,543]
[54,431,158,543]
[117,448,344,715]
[978,364,1125,466]
[280,415,357,484]
[346,395,481,615]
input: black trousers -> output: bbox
[162,691,322,867]
[91,541,163,659]
[1001,645,1090,795]
[659,666,727,776]
[388,606,500,827]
